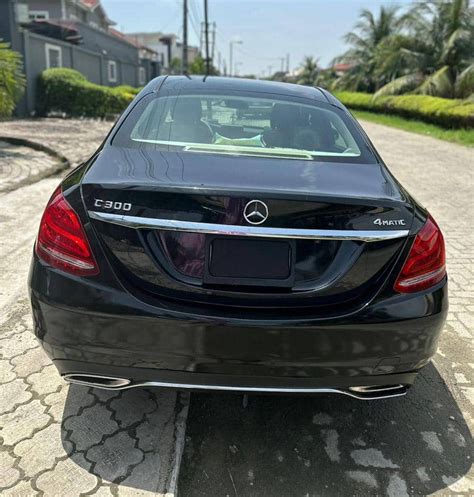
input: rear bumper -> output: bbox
[29,255,448,396]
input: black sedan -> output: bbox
[29,76,448,400]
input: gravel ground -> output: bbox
[0,118,472,496]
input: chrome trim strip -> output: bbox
[63,375,407,400]
[88,211,409,242]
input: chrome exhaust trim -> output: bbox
[64,374,131,389]
[63,375,408,400]
[348,384,408,399]
[349,384,405,393]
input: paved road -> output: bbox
[0,119,472,496]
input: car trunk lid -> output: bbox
[81,148,413,312]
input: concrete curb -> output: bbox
[0,136,70,193]
[0,136,71,169]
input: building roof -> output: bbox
[108,28,158,55]
[80,0,100,10]
[24,19,82,43]
[78,0,116,25]
[332,63,353,73]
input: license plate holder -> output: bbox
[203,236,295,288]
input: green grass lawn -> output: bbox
[352,110,474,148]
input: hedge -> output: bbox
[37,68,136,118]
[334,91,474,129]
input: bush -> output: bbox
[113,84,142,96]
[37,68,136,118]
[0,39,26,118]
[334,91,474,129]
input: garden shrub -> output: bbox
[0,40,26,118]
[37,68,136,118]
[334,91,474,129]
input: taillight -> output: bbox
[394,215,445,293]
[35,187,99,276]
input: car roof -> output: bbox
[145,75,342,108]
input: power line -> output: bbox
[190,0,202,26]
[188,11,201,41]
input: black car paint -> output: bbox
[29,76,447,395]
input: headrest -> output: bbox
[172,98,203,123]
[308,108,336,147]
[270,103,302,129]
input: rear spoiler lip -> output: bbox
[88,211,409,243]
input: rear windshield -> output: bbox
[113,91,376,163]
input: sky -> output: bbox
[102,0,414,76]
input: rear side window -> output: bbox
[113,91,376,163]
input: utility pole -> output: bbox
[182,0,188,73]
[210,22,216,61]
[279,57,285,72]
[229,40,242,77]
[204,0,210,75]
[286,53,290,73]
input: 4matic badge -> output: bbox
[374,218,406,226]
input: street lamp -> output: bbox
[234,61,243,76]
[229,39,242,77]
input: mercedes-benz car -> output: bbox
[29,76,448,400]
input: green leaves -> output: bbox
[334,0,474,98]
[37,68,135,118]
[455,63,474,98]
[0,40,26,118]
[374,73,424,98]
[415,66,454,98]
[335,91,474,128]
[297,56,320,86]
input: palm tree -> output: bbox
[0,40,25,118]
[333,6,405,92]
[297,56,319,86]
[374,0,474,97]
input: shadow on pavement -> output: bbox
[60,385,182,493]
[179,363,473,496]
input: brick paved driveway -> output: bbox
[0,140,65,193]
[0,119,472,496]
[0,118,111,168]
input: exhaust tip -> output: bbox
[64,374,131,389]
[348,384,408,399]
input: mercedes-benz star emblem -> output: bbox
[243,200,269,225]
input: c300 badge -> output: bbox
[94,199,132,211]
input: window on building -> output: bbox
[138,67,146,86]
[45,44,62,69]
[108,61,118,83]
[29,10,50,21]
